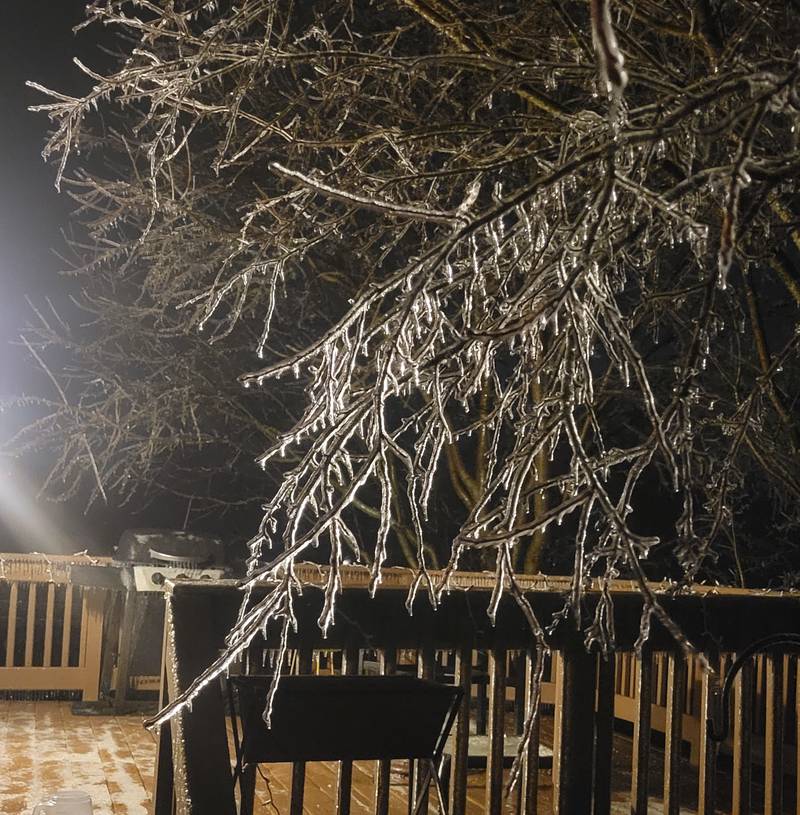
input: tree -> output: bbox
[23,0,800,718]
[9,176,334,533]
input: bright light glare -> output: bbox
[0,463,84,553]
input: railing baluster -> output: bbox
[237,635,258,815]
[508,651,525,736]
[764,650,784,815]
[485,644,507,815]
[618,651,629,698]
[374,647,397,815]
[520,646,542,815]
[475,650,488,736]
[289,646,314,815]
[79,586,90,667]
[627,652,636,698]
[755,654,764,736]
[450,643,472,815]
[551,649,564,805]
[784,654,790,721]
[152,626,174,815]
[593,651,615,815]
[24,582,36,666]
[6,582,18,667]
[61,584,73,666]
[410,645,436,815]
[796,655,800,815]
[697,659,719,815]
[663,652,686,815]
[684,656,695,719]
[337,645,359,815]
[631,647,653,814]
[417,645,435,680]
[81,587,104,701]
[554,640,595,815]
[732,657,753,815]
[43,582,55,667]
[655,652,665,707]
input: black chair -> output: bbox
[229,674,462,814]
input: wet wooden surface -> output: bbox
[0,701,554,815]
[0,701,769,814]
[0,700,155,814]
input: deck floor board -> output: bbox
[57,698,118,813]
[0,701,557,815]
[1,702,525,815]
[0,701,718,814]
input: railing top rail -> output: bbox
[168,562,800,600]
[4,552,794,600]
[0,551,114,583]
[161,563,800,652]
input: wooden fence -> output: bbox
[0,553,111,700]
[153,567,800,815]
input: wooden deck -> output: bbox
[0,701,558,815]
[0,701,155,814]
[4,562,798,814]
[0,701,761,814]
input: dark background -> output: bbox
[0,1,145,554]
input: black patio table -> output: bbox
[230,674,462,814]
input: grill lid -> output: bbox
[114,529,225,567]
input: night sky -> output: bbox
[0,2,130,554]
[1,1,89,396]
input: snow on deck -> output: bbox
[0,701,154,814]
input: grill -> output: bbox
[75,529,230,713]
[114,529,226,592]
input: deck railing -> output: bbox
[610,648,800,770]
[0,553,111,700]
[153,566,800,815]
[2,554,798,812]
